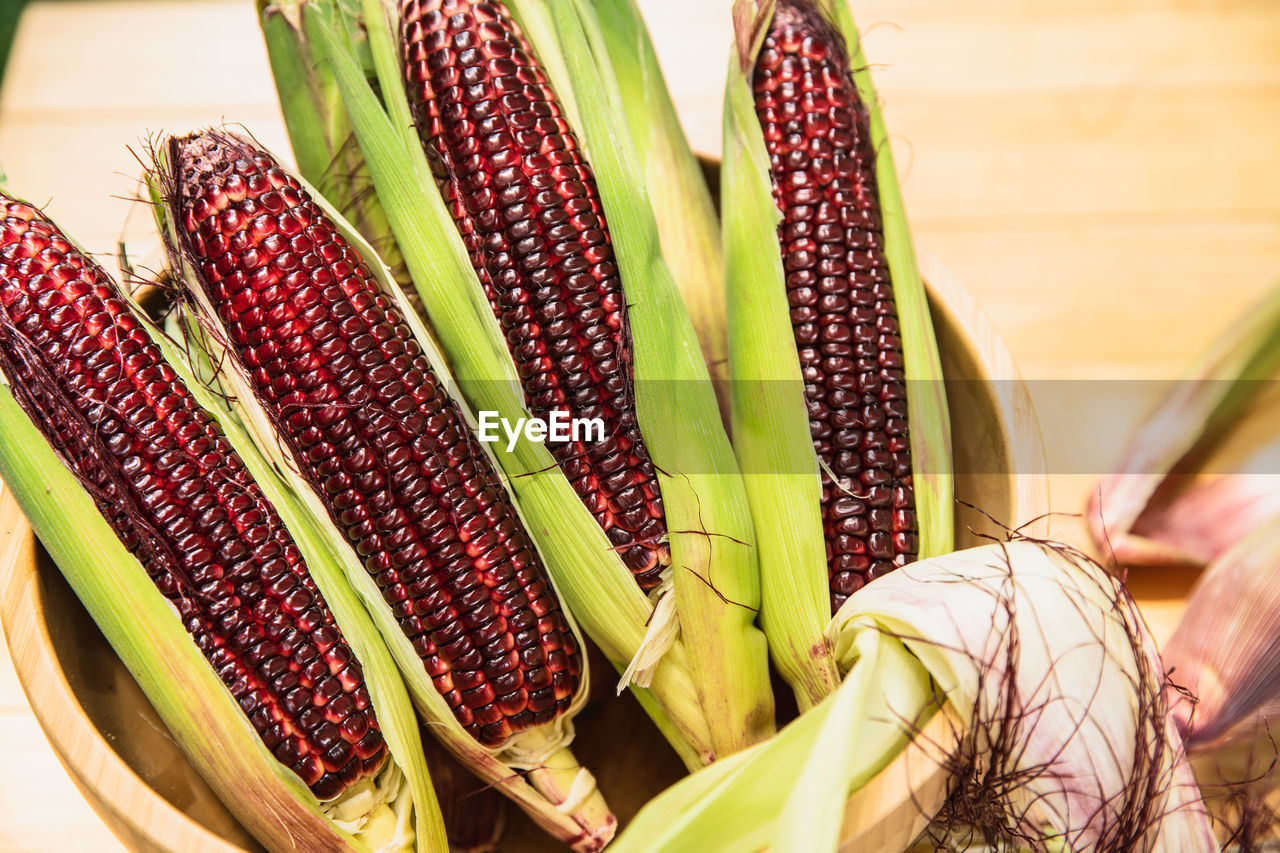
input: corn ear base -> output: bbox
[722,0,952,711]
[0,276,444,853]
[148,149,616,852]
[1164,514,1280,749]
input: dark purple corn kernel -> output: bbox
[169,131,581,747]
[0,197,386,798]
[751,0,919,614]
[400,0,669,589]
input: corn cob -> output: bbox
[163,130,581,749]
[724,0,950,709]
[398,0,670,590]
[0,195,388,800]
[750,0,917,613]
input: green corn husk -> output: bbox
[722,0,954,710]
[1088,284,1280,569]
[0,198,445,853]
[147,146,617,852]
[535,0,773,758]
[290,0,775,766]
[608,541,1215,853]
[590,0,728,398]
[258,0,405,282]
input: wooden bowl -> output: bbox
[0,257,1047,853]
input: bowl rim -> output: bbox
[918,251,1050,539]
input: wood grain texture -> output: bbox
[0,0,1276,849]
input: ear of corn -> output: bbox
[526,0,773,758]
[148,135,616,852]
[722,0,952,710]
[295,0,774,765]
[0,192,445,852]
[722,0,837,710]
[304,0,680,730]
[401,0,672,589]
[1088,283,1280,569]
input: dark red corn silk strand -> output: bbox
[0,198,386,800]
[751,1,919,614]
[170,132,581,747]
[399,0,670,590]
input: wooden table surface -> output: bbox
[1,0,1278,850]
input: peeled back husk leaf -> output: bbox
[1088,283,1280,569]
[1165,515,1280,845]
[722,0,953,711]
[610,540,1214,853]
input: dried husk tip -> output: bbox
[1164,514,1280,752]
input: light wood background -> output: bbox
[1,0,1278,849]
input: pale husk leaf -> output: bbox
[1088,284,1280,568]
[829,541,1215,851]
[611,540,1215,852]
[591,0,728,393]
[1164,514,1280,750]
